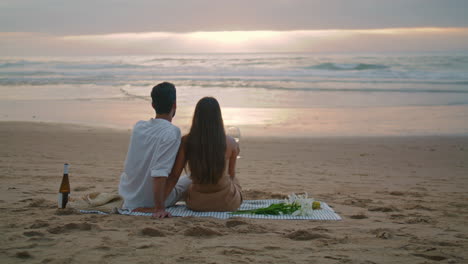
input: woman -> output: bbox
[166,97,242,212]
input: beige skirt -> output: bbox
[186,177,242,212]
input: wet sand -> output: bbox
[2,98,468,137]
[0,121,467,263]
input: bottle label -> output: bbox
[58,193,64,208]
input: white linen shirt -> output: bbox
[118,118,181,210]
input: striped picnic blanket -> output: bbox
[80,199,341,220]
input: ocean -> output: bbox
[1,53,468,136]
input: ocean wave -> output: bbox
[1,75,467,88]
[119,83,468,95]
[119,87,151,101]
[145,56,306,63]
[145,58,206,63]
[170,78,468,86]
[263,87,468,94]
[0,60,147,70]
[0,60,42,68]
[0,75,117,86]
[57,63,147,70]
[0,71,59,76]
[304,62,389,71]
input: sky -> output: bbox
[1,0,468,55]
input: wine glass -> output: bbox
[226,126,241,159]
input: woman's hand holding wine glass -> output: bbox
[226,126,241,159]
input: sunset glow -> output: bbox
[51,27,468,54]
[187,31,282,45]
[63,27,466,42]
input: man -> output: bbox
[118,82,191,218]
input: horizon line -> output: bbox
[1,26,468,37]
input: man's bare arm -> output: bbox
[152,177,171,218]
[164,137,187,199]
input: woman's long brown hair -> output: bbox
[186,97,226,184]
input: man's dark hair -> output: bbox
[151,82,176,114]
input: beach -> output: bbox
[1,121,467,263]
[2,0,468,262]
[1,52,468,263]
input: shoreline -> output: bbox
[1,98,468,137]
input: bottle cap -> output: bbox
[63,163,69,174]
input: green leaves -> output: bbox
[231,202,301,216]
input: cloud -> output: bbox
[0,0,467,34]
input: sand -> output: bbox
[0,121,467,263]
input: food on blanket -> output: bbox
[58,163,71,209]
[312,201,321,210]
[287,193,321,216]
[231,202,301,215]
[232,193,322,216]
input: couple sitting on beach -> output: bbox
[118,82,242,218]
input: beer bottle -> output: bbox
[58,163,71,208]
